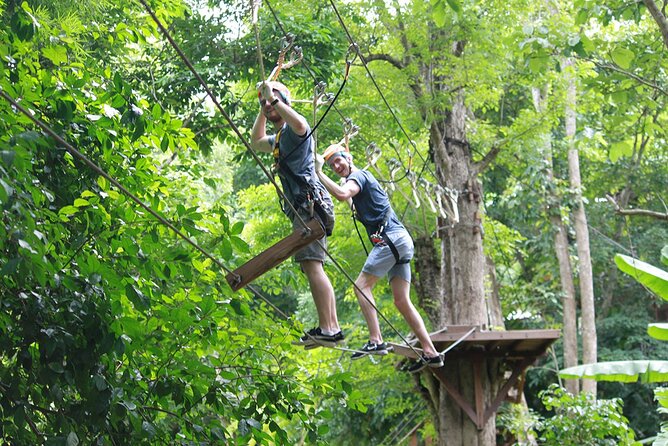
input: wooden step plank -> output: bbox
[226,219,325,291]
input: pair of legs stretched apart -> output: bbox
[295,227,443,372]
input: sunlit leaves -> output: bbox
[610,45,635,69]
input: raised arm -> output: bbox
[259,82,308,136]
[250,109,273,153]
[316,166,360,202]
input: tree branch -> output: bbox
[642,0,668,49]
[605,194,668,221]
[364,53,406,70]
[473,145,502,176]
[586,57,668,96]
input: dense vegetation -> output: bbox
[1,0,666,444]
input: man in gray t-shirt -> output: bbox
[316,143,443,372]
[250,81,342,347]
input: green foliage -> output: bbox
[537,385,639,445]
[499,385,640,445]
[0,2,355,444]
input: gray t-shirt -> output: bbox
[347,170,405,236]
[268,123,333,217]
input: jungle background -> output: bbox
[1,0,667,444]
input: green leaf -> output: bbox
[48,361,65,373]
[132,116,145,142]
[615,254,668,300]
[611,46,635,70]
[609,140,633,162]
[230,221,244,235]
[230,236,249,253]
[432,0,447,27]
[528,56,549,73]
[97,176,109,190]
[142,421,157,439]
[648,324,668,341]
[560,361,668,383]
[445,0,461,14]
[73,198,90,207]
[1,150,15,166]
[220,237,232,260]
[661,246,668,267]
[0,178,13,203]
[42,46,68,65]
[59,205,79,217]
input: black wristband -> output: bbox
[270,98,280,106]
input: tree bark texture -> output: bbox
[564,58,598,394]
[484,255,505,330]
[414,235,445,329]
[426,90,501,446]
[532,86,580,394]
[642,0,668,49]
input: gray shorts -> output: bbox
[291,210,327,263]
[362,230,414,282]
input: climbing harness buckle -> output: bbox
[369,224,386,246]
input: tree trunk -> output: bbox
[642,0,668,49]
[414,234,445,329]
[484,255,505,330]
[428,90,501,446]
[563,58,597,394]
[532,86,580,394]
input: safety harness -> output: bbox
[272,126,334,236]
[365,207,410,265]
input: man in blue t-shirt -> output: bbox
[250,81,343,348]
[316,143,443,372]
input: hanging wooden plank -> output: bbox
[226,219,325,291]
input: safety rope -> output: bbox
[258,0,430,362]
[137,0,311,237]
[327,0,464,201]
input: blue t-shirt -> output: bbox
[347,170,405,236]
[268,123,333,216]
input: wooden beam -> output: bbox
[483,357,534,424]
[473,359,484,429]
[225,219,324,291]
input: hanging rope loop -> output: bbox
[365,142,382,166]
[345,42,359,65]
[267,34,303,81]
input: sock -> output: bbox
[321,329,337,336]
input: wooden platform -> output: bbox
[390,325,560,430]
[390,325,560,361]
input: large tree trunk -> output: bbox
[564,58,597,394]
[532,86,580,394]
[427,91,501,446]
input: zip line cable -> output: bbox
[327,0,447,189]
[264,0,414,187]
[136,0,311,238]
[0,88,290,321]
[136,0,426,360]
